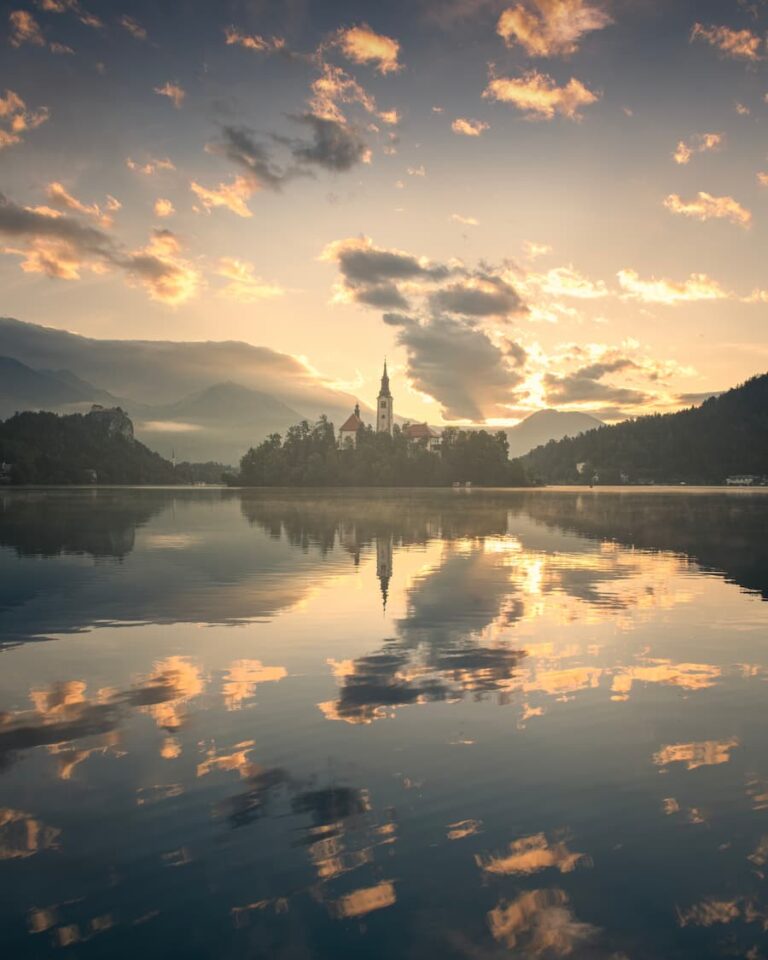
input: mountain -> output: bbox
[0,316,359,420]
[506,409,604,458]
[0,355,119,419]
[135,383,303,466]
[522,373,768,484]
[0,316,373,465]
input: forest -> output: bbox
[522,373,768,484]
[238,417,528,487]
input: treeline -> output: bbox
[0,410,177,484]
[238,417,528,487]
[523,373,768,484]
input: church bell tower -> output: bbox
[377,360,393,434]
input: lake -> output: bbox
[1,486,767,959]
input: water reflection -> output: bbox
[0,487,767,959]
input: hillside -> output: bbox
[0,408,176,485]
[522,374,768,484]
[506,409,603,459]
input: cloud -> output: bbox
[8,10,45,46]
[35,0,102,28]
[45,181,119,227]
[216,258,284,302]
[673,132,724,164]
[0,89,49,150]
[757,171,768,186]
[289,113,370,171]
[0,191,200,304]
[451,117,489,136]
[430,276,525,318]
[532,265,608,299]
[211,126,294,190]
[321,235,450,310]
[617,269,729,304]
[190,176,256,217]
[124,229,201,305]
[119,14,147,40]
[483,69,599,120]
[322,236,529,420]
[126,156,175,175]
[153,198,174,218]
[451,213,479,225]
[497,0,612,57]
[544,366,650,406]
[663,191,751,227]
[691,22,763,60]
[154,82,185,108]
[337,24,402,74]
[384,312,526,420]
[223,26,286,54]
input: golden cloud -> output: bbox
[338,24,402,74]
[617,269,730,304]
[190,175,256,217]
[9,10,45,47]
[673,132,724,165]
[129,230,201,306]
[497,0,612,57]
[46,181,117,227]
[0,89,49,149]
[153,198,175,218]
[126,156,176,175]
[154,81,185,108]
[691,22,763,61]
[663,191,751,227]
[451,117,489,136]
[451,213,479,225]
[223,26,285,54]
[483,69,599,120]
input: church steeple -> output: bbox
[376,360,393,434]
[379,359,391,398]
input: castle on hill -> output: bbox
[337,361,440,451]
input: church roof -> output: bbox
[403,422,439,439]
[339,413,365,432]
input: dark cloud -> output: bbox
[0,191,115,257]
[289,114,369,171]
[430,277,526,318]
[573,358,637,380]
[677,390,722,405]
[214,126,296,189]
[323,237,529,420]
[384,312,525,420]
[544,372,649,406]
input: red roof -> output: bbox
[403,422,439,439]
[339,413,364,432]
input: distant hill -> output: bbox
[0,408,176,485]
[522,373,768,484]
[0,355,119,419]
[0,317,371,464]
[135,382,303,465]
[506,409,603,459]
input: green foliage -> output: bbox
[0,410,176,484]
[522,374,768,484]
[239,417,528,487]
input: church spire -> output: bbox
[378,359,391,399]
[377,358,393,434]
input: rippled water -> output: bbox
[1,487,767,959]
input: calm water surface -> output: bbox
[1,487,768,959]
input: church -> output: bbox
[337,362,441,451]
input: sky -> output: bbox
[1,0,767,425]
